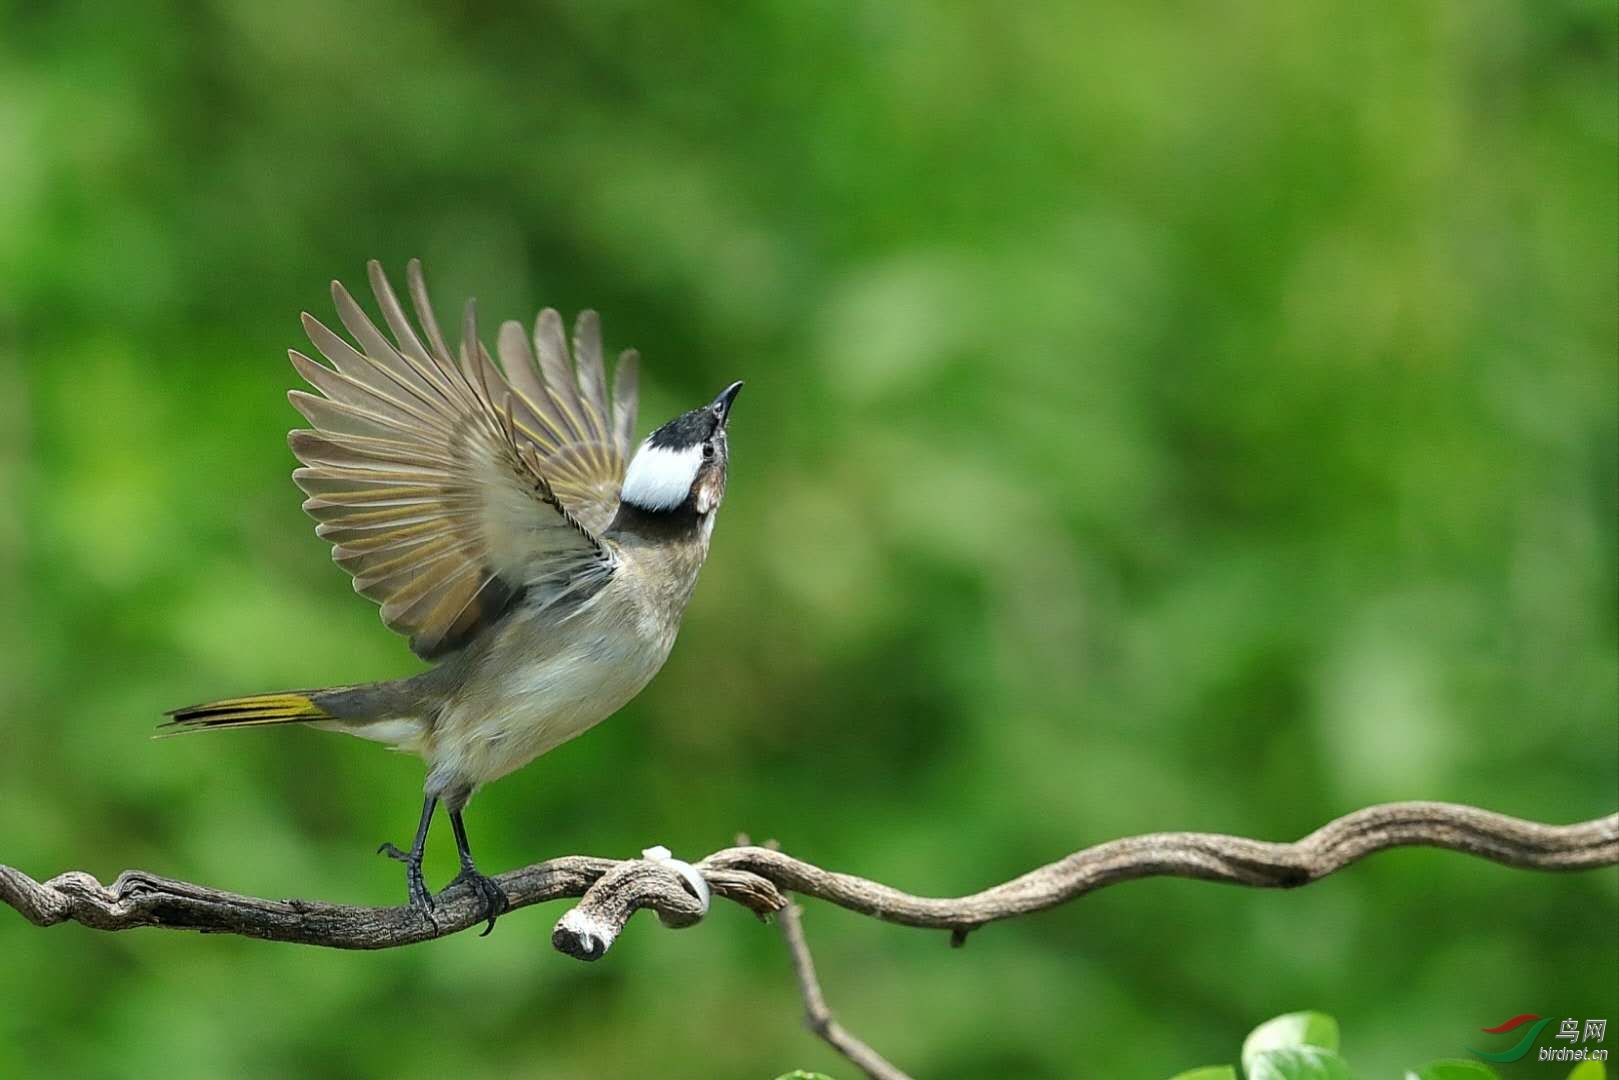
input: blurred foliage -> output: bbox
[0,2,1614,1078]
[1169,1010,1609,1080]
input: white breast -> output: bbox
[427,578,680,788]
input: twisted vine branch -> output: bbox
[710,802,1615,940]
[2,803,1613,953]
[6,802,1612,1080]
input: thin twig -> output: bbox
[1,802,1612,954]
[778,900,914,1080]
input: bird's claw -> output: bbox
[378,841,434,913]
[449,866,510,936]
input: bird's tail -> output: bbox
[161,690,335,733]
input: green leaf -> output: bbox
[1246,1047,1353,1080]
[1242,1012,1342,1071]
[1566,1062,1606,1080]
[1404,1061,1500,1080]
[1168,1068,1239,1080]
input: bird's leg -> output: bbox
[446,807,509,936]
[378,794,437,913]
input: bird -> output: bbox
[163,259,742,932]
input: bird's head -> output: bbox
[619,381,743,516]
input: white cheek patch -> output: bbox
[620,441,702,511]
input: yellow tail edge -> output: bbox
[159,692,332,735]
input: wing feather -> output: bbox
[573,313,607,407]
[497,320,548,413]
[366,259,438,372]
[287,351,448,433]
[534,309,602,452]
[406,260,457,375]
[332,281,452,405]
[612,349,639,463]
[287,259,637,658]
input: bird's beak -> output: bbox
[711,381,744,427]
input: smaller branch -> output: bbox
[779,899,914,1080]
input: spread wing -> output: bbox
[287,259,640,659]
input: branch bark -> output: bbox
[3,802,1612,953]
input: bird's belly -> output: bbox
[431,619,673,787]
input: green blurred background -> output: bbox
[1,2,1614,1077]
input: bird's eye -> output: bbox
[701,442,715,460]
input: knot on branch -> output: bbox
[551,851,787,961]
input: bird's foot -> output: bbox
[447,865,509,936]
[377,841,433,913]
